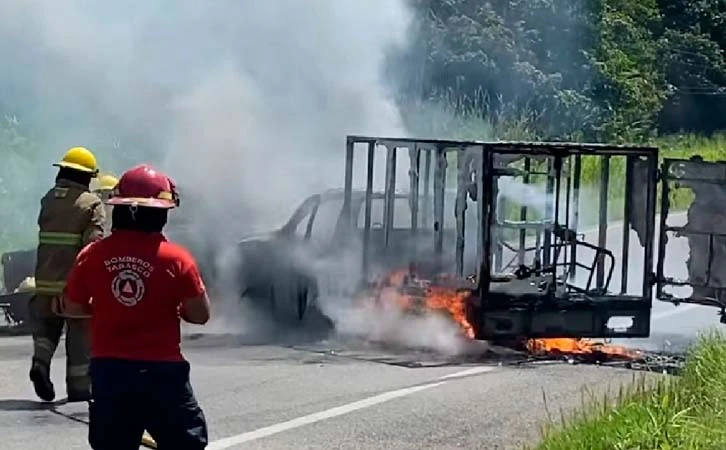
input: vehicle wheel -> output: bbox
[297,287,309,320]
[268,277,307,324]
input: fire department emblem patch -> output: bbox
[111,269,146,307]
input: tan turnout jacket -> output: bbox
[34,178,106,296]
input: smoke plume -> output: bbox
[0,1,495,355]
[0,0,411,227]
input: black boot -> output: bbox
[29,359,55,402]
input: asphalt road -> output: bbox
[0,335,660,450]
[0,212,720,450]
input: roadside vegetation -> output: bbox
[532,331,726,450]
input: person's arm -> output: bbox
[181,293,211,325]
[178,257,211,325]
[62,245,94,316]
[82,200,106,244]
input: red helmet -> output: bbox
[106,164,179,209]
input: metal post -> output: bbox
[342,138,355,230]
[518,158,531,266]
[569,155,582,278]
[455,147,466,276]
[475,148,483,274]
[477,148,495,297]
[543,159,555,266]
[655,160,670,302]
[422,150,432,229]
[596,156,611,289]
[362,142,375,279]
[621,156,634,294]
[564,156,572,275]
[433,147,447,256]
[409,145,421,233]
[552,155,563,287]
[493,178,501,272]
[383,146,397,250]
[645,156,660,306]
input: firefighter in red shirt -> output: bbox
[62,164,211,450]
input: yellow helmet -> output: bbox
[91,172,119,192]
[98,173,119,191]
[53,147,99,176]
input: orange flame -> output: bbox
[369,269,476,339]
[422,287,475,339]
[367,269,642,360]
[526,338,642,359]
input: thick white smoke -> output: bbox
[0,0,409,227]
[0,1,486,355]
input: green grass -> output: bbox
[532,331,726,450]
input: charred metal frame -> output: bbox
[344,137,469,280]
[343,136,659,339]
[478,143,659,339]
[656,158,726,318]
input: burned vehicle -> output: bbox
[228,187,476,324]
[332,136,726,340]
[224,135,663,339]
[0,249,35,330]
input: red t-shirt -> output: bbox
[65,230,206,361]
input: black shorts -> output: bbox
[88,358,208,450]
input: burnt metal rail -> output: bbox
[522,350,686,376]
[342,136,659,341]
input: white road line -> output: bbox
[438,366,497,380]
[206,382,446,449]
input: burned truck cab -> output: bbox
[342,136,660,341]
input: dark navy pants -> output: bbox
[88,358,208,450]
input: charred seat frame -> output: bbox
[341,136,660,340]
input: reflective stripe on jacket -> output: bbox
[34,178,106,295]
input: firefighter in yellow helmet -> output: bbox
[91,173,119,200]
[90,173,119,236]
[29,146,107,403]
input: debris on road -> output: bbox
[362,266,687,375]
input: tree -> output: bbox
[656,0,726,133]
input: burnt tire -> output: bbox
[268,276,310,324]
[297,288,309,321]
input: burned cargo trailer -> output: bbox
[340,136,660,340]
[176,141,726,331]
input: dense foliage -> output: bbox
[392,0,726,141]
